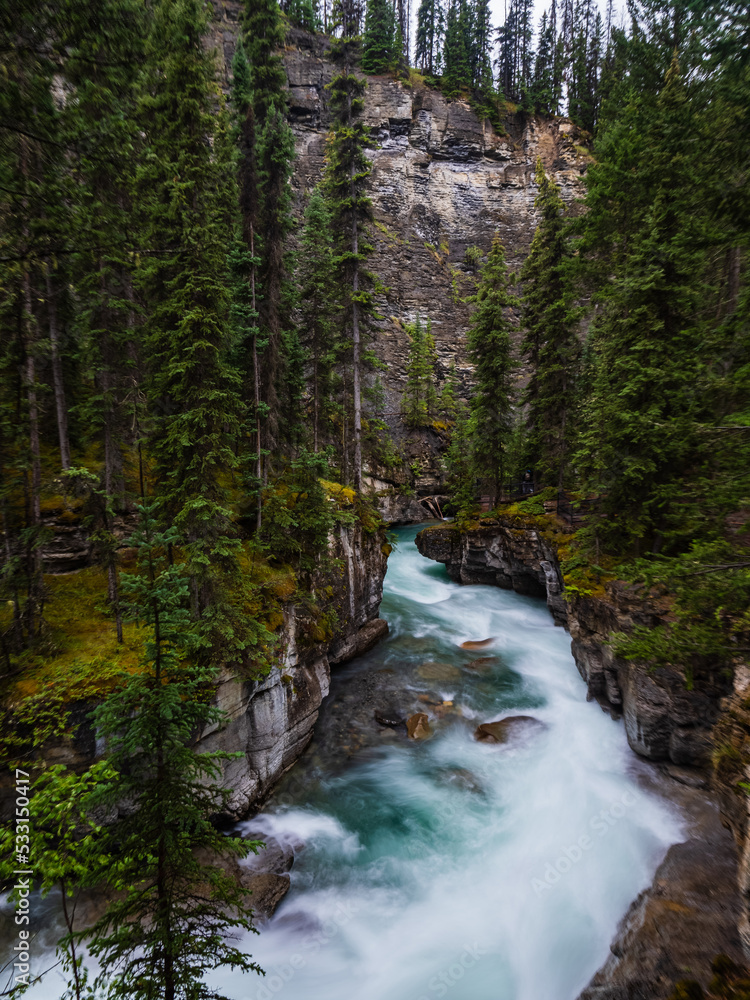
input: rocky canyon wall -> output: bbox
[199,522,389,819]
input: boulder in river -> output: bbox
[417,661,462,682]
[407,713,432,740]
[460,638,496,650]
[238,872,291,920]
[474,715,546,744]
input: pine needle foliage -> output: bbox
[466,235,517,503]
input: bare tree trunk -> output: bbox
[45,268,71,470]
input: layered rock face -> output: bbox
[415,522,567,624]
[206,9,590,485]
[282,27,589,411]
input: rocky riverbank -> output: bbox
[416,517,750,997]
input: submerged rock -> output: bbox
[474,715,546,744]
[407,713,432,740]
[417,661,462,682]
[435,767,484,795]
[465,656,498,672]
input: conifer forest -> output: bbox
[1,1,749,999]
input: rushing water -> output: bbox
[211,524,685,1000]
[6,524,685,1000]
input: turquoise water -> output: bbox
[212,525,684,1000]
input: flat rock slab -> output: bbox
[578,802,744,1000]
[474,715,547,744]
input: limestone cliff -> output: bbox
[207,6,591,490]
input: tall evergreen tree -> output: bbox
[134,0,244,625]
[578,58,710,553]
[443,0,472,95]
[85,513,265,1000]
[324,0,374,492]
[362,0,397,73]
[299,188,339,453]
[402,318,439,427]
[521,160,579,489]
[466,236,517,504]
[245,0,296,465]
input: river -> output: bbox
[209,523,685,1000]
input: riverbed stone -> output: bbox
[374,708,405,727]
[465,656,498,672]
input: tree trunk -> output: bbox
[45,268,71,471]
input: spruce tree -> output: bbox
[85,512,265,1000]
[134,0,244,625]
[520,160,579,489]
[299,188,339,452]
[362,0,396,73]
[466,235,517,505]
[245,0,296,464]
[443,0,472,95]
[402,318,439,427]
[577,58,709,553]
[324,0,374,492]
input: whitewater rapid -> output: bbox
[212,524,685,1000]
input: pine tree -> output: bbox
[134,0,244,623]
[577,58,710,553]
[402,318,439,427]
[245,0,296,465]
[466,235,517,504]
[84,512,265,1000]
[324,0,374,492]
[299,188,339,452]
[520,160,579,489]
[362,0,396,73]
